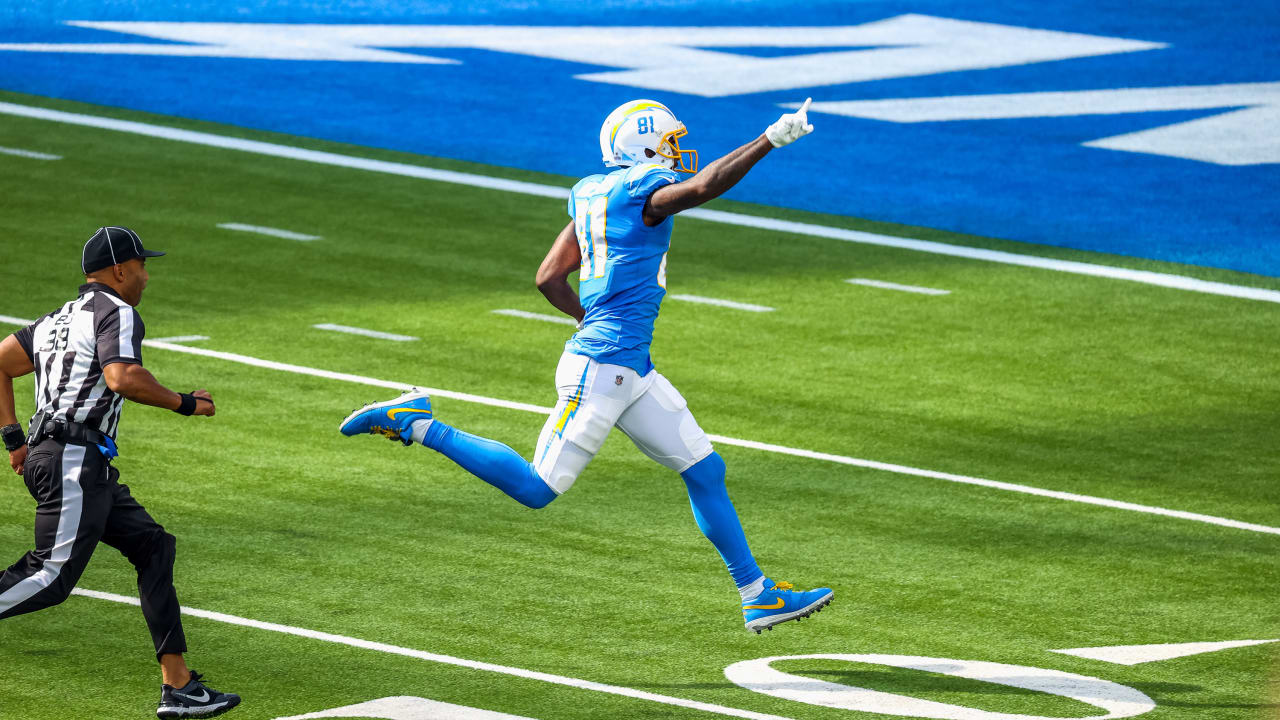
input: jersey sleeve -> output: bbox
[94,301,145,367]
[12,323,36,362]
[624,164,679,201]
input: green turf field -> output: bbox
[0,91,1277,720]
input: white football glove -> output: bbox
[765,97,814,148]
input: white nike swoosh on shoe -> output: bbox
[178,689,212,703]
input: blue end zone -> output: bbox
[1,0,1277,276]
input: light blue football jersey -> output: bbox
[564,163,679,375]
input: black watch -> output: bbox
[2,423,25,452]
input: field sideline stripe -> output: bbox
[492,308,578,326]
[217,222,320,241]
[68,588,795,720]
[313,323,419,342]
[0,144,61,160]
[1,100,1277,305]
[670,294,775,312]
[3,313,1274,537]
[846,278,951,295]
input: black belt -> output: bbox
[27,410,110,448]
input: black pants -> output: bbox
[0,438,187,660]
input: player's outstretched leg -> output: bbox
[680,452,833,633]
[339,389,557,509]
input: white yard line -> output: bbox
[846,278,951,295]
[0,145,61,160]
[68,588,795,720]
[313,323,418,342]
[492,309,578,326]
[1,100,1277,304]
[669,295,775,312]
[217,222,320,241]
[2,312,1273,536]
[148,334,210,343]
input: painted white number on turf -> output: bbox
[12,19,1274,164]
[273,695,538,720]
[724,654,1157,719]
[804,82,1280,166]
[4,17,1162,97]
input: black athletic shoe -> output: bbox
[156,671,241,718]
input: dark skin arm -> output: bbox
[0,335,35,475]
[102,363,215,417]
[535,220,586,324]
[535,134,774,320]
[643,134,774,225]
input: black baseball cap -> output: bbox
[81,226,165,274]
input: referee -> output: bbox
[0,227,241,719]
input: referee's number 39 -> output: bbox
[39,315,72,353]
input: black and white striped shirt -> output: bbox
[13,283,145,439]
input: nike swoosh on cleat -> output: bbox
[387,408,431,420]
[743,598,785,610]
[178,689,211,703]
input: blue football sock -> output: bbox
[418,421,558,509]
[681,452,763,589]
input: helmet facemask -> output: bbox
[653,126,698,174]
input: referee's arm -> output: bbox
[0,335,36,475]
[102,363,215,416]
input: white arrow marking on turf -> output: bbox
[1050,639,1280,666]
[800,82,1280,165]
[0,17,1163,97]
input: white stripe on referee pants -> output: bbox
[0,444,87,613]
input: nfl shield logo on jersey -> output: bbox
[615,375,624,386]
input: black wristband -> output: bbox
[2,423,25,452]
[175,393,197,416]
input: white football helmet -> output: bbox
[599,99,698,173]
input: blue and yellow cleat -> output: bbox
[742,578,833,634]
[338,388,433,446]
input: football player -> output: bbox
[341,99,831,633]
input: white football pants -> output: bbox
[533,351,715,494]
